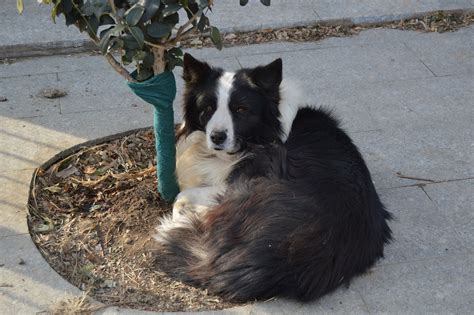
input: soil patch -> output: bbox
[27,128,240,312]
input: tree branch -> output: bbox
[105,53,136,82]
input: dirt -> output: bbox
[38,88,68,99]
[28,128,240,312]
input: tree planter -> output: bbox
[27,127,240,312]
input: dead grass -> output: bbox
[28,128,239,312]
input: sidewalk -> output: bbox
[1,0,474,58]
[1,2,474,315]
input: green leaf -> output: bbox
[147,21,172,38]
[179,0,189,9]
[125,5,145,26]
[162,12,179,25]
[17,0,23,14]
[100,13,116,25]
[122,34,140,49]
[142,52,155,68]
[197,0,210,9]
[162,3,181,17]
[51,2,61,23]
[168,47,183,57]
[139,0,161,23]
[197,14,209,32]
[240,0,249,5]
[129,26,145,48]
[136,64,153,81]
[133,50,147,62]
[210,26,222,50]
[260,0,271,5]
[99,24,125,54]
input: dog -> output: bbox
[153,53,392,302]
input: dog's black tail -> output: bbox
[153,179,392,302]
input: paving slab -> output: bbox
[0,73,61,119]
[294,287,369,314]
[0,234,80,315]
[1,0,89,46]
[356,74,474,129]
[354,254,474,314]
[0,53,109,79]
[423,179,474,251]
[0,170,34,237]
[404,28,474,76]
[377,186,468,265]
[360,118,473,183]
[0,107,154,171]
[313,0,474,24]
[236,42,434,92]
[208,0,319,32]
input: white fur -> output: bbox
[206,72,237,152]
[155,129,242,238]
[175,131,241,190]
[278,79,306,142]
[172,186,224,221]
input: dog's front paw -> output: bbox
[172,192,195,221]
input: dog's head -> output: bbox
[180,53,284,154]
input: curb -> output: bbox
[1,8,473,60]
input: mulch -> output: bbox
[27,128,240,312]
[182,12,474,48]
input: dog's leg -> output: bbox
[172,186,224,221]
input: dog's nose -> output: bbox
[210,130,227,145]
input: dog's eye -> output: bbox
[204,106,213,113]
[235,106,249,113]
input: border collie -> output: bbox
[153,53,392,302]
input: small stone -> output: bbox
[224,33,237,40]
[0,96,7,102]
[18,258,25,265]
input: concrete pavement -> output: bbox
[1,1,474,314]
[2,0,474,58]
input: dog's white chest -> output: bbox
[176,131,238,190]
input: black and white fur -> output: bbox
[153,54,392,302]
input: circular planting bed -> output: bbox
[27,128,239,312]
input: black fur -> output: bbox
[155,54,392,302]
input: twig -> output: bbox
[108,0,117,15]
[395,172,436,182]
[176,11,201,39]
[144,40,167,49]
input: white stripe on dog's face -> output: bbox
[206,72,237,152]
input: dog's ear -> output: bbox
[249,58,283,90]
[183,53,212,84]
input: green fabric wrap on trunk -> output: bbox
[127,71,179,202]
